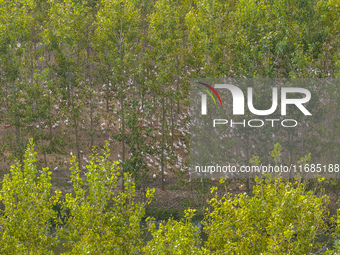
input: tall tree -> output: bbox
[95,0,141,189]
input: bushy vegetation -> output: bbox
[0,0,339,254]
[204,178,330,254]
[0,139,60,254]
[59,141,150,254]
[0,141,339,254]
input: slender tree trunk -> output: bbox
[301,120,305,182]
[12,81,21,150]
[301,122,304,157]
[119,17,126,191]
[121,95,126,191]
[176,64,180,114]
[75,119,80,165]
[47,53,53,137]
[161,84,165,191]
[70,82,81,166]
[87,47,94,148]
[39,122,47,167]
[67,82,71,107]
[289,131,293,181]
[171,100,174,149]
[246,133,250,194]
[106,87,109,112]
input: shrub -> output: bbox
[59,142,154,254]
[0,138,61,254]
[143,208,209,254]
[203,177,330,254]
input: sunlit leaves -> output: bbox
[59,141,154,254]
[204,177,330,254]
[0,138,61,254]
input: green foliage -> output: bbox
[203,177,330,254]
[0,0,339,252]
[0,138,61,254]
[143,209,209,254]
[331,210,340,253]
[0,140,336,254]
[123,99,154,190]
[271,142,282,164]
[59,141,154,254]
[0,0,339,192]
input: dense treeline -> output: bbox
[0,0,339,189]
[0,0,340,253]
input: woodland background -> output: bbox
[0,0,340,254]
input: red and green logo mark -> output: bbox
[197,82,222,106]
